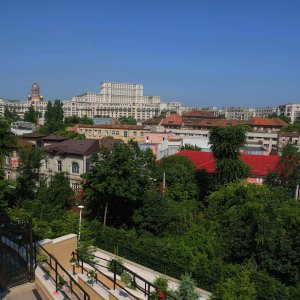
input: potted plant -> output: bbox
[86,269,96,285]
[70,257,79,266]
[87,269,96,278]
[37,254,48,267]
[58,275,67,291]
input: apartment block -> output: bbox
[69,124,150,143]
[278,104,300,123]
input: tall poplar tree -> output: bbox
[43,100,64,134]
[209,126,250,185]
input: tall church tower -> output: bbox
[27,83,43,103]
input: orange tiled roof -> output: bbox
[249,117,287,127]
[161,114,183,126]
[183,118,247,127]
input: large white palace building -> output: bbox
[0,82,182,121]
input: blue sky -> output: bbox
[0,0,300,107]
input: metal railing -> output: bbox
[73,250,177,300]
[34,241,90,300]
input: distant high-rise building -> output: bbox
[278,104,300,123]
[63,82,179,121]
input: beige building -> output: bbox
[69,124,150,143]
[155,115,286,153]
[41,139,100,191]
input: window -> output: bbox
[71,182,81,191]
[124,131,128,137]
[57,160,62,172]
[45,159,48,170]
[72,162,80,174]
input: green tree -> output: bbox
[265,143,300,195]
[158,155,199,201]
[4,108,19,123]
[132,190,169,235]
[209,126,250,185]
[24,105,40,123]
[26,172,74,222]
[0,117,16,160]
[119,116,137,125]
[176,274,200,300]
[15,147,44,204]
[53,129,85,139]
[42,100,65,134]
[65,115,93,125]
[83,142,156,226]
[211,266,256,300]
[281,122,300,132]
[0,166,15,215]
[268,113,291,123]
[208,183,300,286]
[180,144,202,151]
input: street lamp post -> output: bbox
[78,205,84,241]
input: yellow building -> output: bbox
[69,124,150,142]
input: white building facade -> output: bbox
[63,82,163,121]
[278,104,300,123]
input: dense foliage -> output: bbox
[209,126,250,185]
[118,116,137,125]
[24,105,41,123]
[180,143,202,151]
[1,118,300,299]
[64,115,93,125]
[41,100,65,134]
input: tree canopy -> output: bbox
[180,143,202,151]
[209,126,250,185]
[83,141,156,226]
[0,117,16,160]
[42,100,65,134]
[118,116,137,125]
[24,105,41,123]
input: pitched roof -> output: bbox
[22,132,45,139]
[39,135,69,142]
[182,118,247,127]
[177,150,279,177]
[278,131,300,137]
[182,110,215,118]
[161,114,183,126]
[99,137,124,150]
[43,139,100,156]
[249,117,287,127]
[142,117,163,125]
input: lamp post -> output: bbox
[78,205,84,241]
[295,165,300,200]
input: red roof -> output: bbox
[249,117,287,127]
[178,150,279,177]
[161,114,183,126]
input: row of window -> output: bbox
[81,129,145,137]
[45,160,80,174]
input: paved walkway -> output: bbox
[0,282,47,300]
